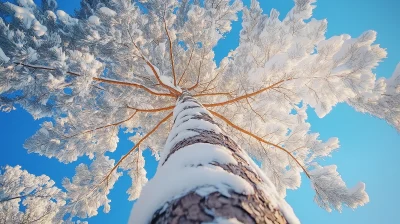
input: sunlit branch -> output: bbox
[187,49,205,91]
[64,111,138,139]
[198,64,228,94]
[240,84,266,122]
[188,71,201,91]
[245,95,266,123]
[15,62,174,97]
[193,92,234,97]
[64,105,175,139]
[101,112,173,184]
[178,47,194,85]
[93,77,173,97]
[126,105,175,112]
[209,110,310,178]
[163,17,177,86]
[204,79,289,108]
[127,30,181,96]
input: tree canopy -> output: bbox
[0,0,399,222]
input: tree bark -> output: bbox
[149,90,290,224]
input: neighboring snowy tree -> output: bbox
[0,0,398,222]
[0,165,66,224]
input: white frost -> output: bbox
[88,15,101,26]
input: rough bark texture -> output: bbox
[151,91,289,224]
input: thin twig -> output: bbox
[204,79,290,108]
[126,105,175,112]
[209,110,310,178]
[193,92,233,97]
[64,111,138,139]
[100,112,173,184]
[178,47,194,85]
[15,62,174,97]
[163,17,177,86]
[127,30,180,95]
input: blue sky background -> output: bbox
[1,0,399,223]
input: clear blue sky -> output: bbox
[1,0,399,223]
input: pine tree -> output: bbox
[0,0,398,223]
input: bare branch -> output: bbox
[63,105,175,139]
[193,92,234,97]
[178,47,194,85]
[64,111,138,139]
[15,62,174,97]
[100,112,173,184]
[163,17,177,86]
[198,63,228,94]
[209,110,310,178]
[188,71,201,91]
[126,105,175,112]
[241,84,266,122]
[127,30,181,96]
[187,48,205,91]
[204,79,290,108]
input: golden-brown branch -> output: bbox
[15,62,174,97]
[92,77,173,97]
[245,96,266,123]
[178,48,194,85]
[241,85,266,123]
[187,49,206,91]
[188,72,201,91]
[64,105,175,139]
[163,18,177,86]
[127,30,181,96]
[101,112,173,184]
[193,92,233,97]
[204,79,289,108]
[126,105,175,112]
[209,110,310,178]
[65,111,138,139]
[198,64,228,94]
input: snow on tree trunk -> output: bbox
[130,90,298,224]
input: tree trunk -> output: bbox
[132,90,295,224]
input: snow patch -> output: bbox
[159,75,182,92]
[17,0,35,8]
[32,20,47,36]
[159,130,199,165]
[88,15,101,26]
[46,10,57,20]
[5,2,47,36]
[56,10,78,26]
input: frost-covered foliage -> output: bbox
[0,0,399,221]
[0,165,66,223]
